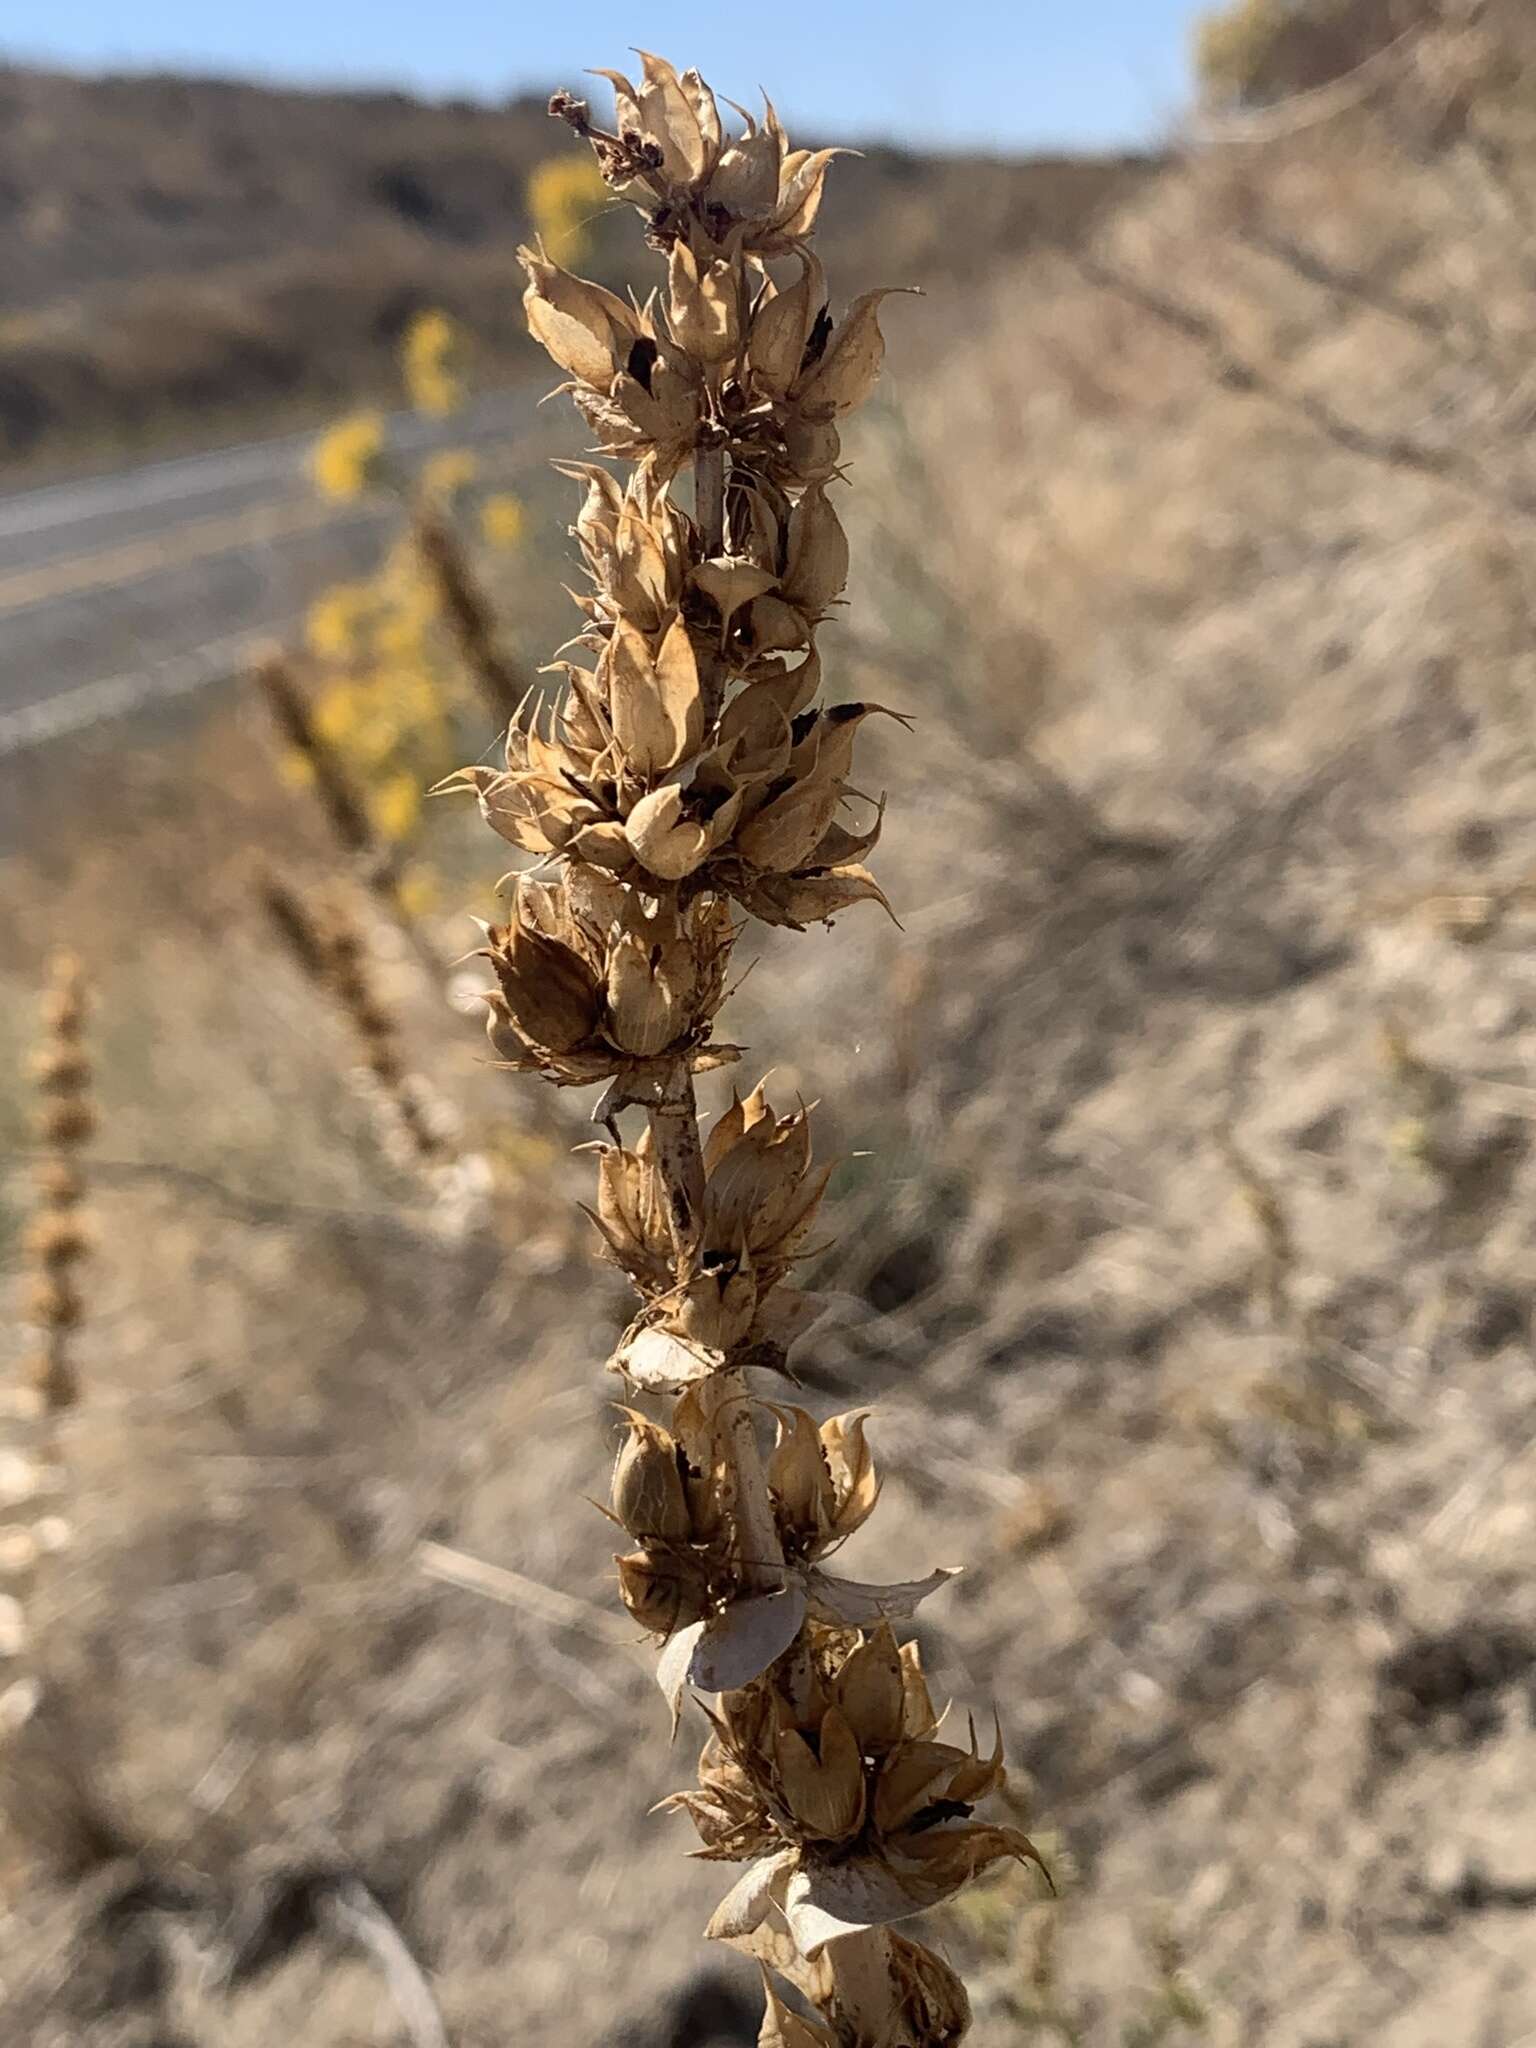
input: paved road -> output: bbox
[0,386,549,754]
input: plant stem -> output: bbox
[826,1925,903,2045]
[696,442,726,555]
[646,1060,784,1596]
[694,442,729,724]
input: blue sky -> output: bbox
[2,2,1201,151]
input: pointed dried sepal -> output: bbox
[611,1407,693,1543]
[759,1978,840,2048]
[806,1567,959,1630]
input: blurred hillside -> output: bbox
[0,65,1156,468]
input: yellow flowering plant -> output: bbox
[527,150,612,264]
[280,310,529,870]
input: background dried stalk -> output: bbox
[19,952,94,1421]
[1,955,94,1862]
[449,56,1043,2047]
[413,506,528,731]
[259,871,456,1175]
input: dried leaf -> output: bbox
[657,1616,709,1723]
[783,1858,926,1954]
[805,1566,958,1628]
[615,1322,723,1392]
[746,864,895,931]
[692,1583,807,1691]
[704,1847,796,1942]
[693,557,779,630]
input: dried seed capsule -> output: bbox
[793,289,909,417]
[616,1548,705,1634]
[519,247,643,388]
[667,243,739,365]
[612,1409,692,1544]
[485,918,602,1056]
[768,1405,834,1549]
[748,250,827,398]
[781,488,849,620]
[831,1625,907,1753]
[773,1706,866,1842]
[889,1933,972,2046]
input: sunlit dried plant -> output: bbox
[445,56,1045,2045]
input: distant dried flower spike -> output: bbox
[449,54,1032,2045]
[20,954,93,1419]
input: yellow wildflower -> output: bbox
[481,492,526,549]
[311,680,368,750]
[394,865,441,920]
[310,412,386,502]
[278,748,317,792]
[421,449,479,502]
[371,771,424,844]
[402,309,465,418]
[305,584,375,661]
[527,153,610,264]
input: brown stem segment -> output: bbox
[693,442,729,725]
[826,1928,904,2048]
[645,1059,784,1596]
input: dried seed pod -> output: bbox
[889,1934,971,2046]
[774,1706,866,1842]
[602,613,704,779]
[768,1406,835,1551]
[612,1409,692,1544]
[481,887,609,1076]
[749,251,828,398]
[617,1548,707,1635]
[831,1626,906,1753]
[520,247,643,387]
[793,290,910,417]
[667,242,740,365]
[781,489,849,621]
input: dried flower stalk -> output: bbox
[254,651,446,979]
[2,954,91,1740]
[413,505,528,731]
[448,58,1042,2045]
[261,870,455,1173]
[256,652,381,866]
[19,954,94,1421]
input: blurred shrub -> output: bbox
[1194,0,1433,106]
[309,409,387,501]
[286,311,524,874]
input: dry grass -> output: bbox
[5,29,1536,2046]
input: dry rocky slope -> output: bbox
[4,20,1536,2048]
[0,64,1152,465]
